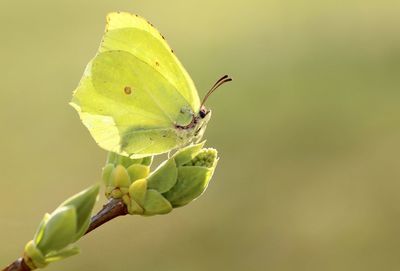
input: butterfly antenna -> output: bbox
[201,75,232,107]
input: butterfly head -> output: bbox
[193,108,211,142]
[199,105,210,119]
[175,75,231,143]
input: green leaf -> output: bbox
[45,244,80,263]
[112,165,131,187]
[147,158,177,193]
[37,206,77,253]
[33,213,50,245]
[143,189,172,215]
[24,241,47,269]
[163,166,214,207]
[173,142,205,166]
[127,164,150,182]
[129,178,147,207]
[25,185,100,268]
[59,185,100,235]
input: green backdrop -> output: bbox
[1,0,400,270]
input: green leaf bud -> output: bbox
[142,190,172,216]
[127,164,150,182]
[123,146,218,216]
[163,148,218,207]
[112,165,131,188]
[126,196,144,215]
[58,185,100,238]
[37,206,77,252]
[111,188,124,199]
[24,185,99,269]
[147,159,177,193]
[24,241,47,269]
[103,153,152,200]
[173,141,205,166]
[104,165,131,199]
[129,178,147,208]
[33,213,50,245]
[163,167,212,207]
[183,148,218,168]
[44,244,80,263]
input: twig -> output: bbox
[1,259,30,271]
[85,198,128,234]
[2,199,128,271]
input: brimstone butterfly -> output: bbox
[71,12,231,158]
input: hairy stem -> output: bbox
[2,199,128,271]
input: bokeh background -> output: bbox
[1,0,400,270]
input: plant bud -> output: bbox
[172,141,205,166]
[124,144,218,216]
[147,159,177,193]
[163,148,218,207]
[127,164,150,182]
[24,185,99,269]
[102,153,152,199]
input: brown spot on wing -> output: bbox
[124,86,132,95]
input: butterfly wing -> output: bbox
[71,12,201,158]
[101,12,200,111]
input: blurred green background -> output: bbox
[1,0,400,270]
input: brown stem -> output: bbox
[2,198,128,271]
[85,198,128,234]
[1,259,30,271]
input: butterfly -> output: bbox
[71,12,231,158]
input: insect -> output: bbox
[71,12,231,158]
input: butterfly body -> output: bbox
[71,12,217,158]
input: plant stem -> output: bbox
[2,198,128,271]
[85,198,128,234]
[1,259,30,271]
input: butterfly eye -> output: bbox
[199,106,208,118]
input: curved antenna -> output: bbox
[201,75,232,108]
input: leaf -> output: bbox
[112,165,131,187]
[37,206,77,253]
[33,213,50,245]
[129,178,147,207]
[58,185,100,234]
[173,141,205,166]
[143,189,172,215]
[127,164,150,182]
[45,244,80,262]
[163,166,214,207]
[147,158,177,193]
